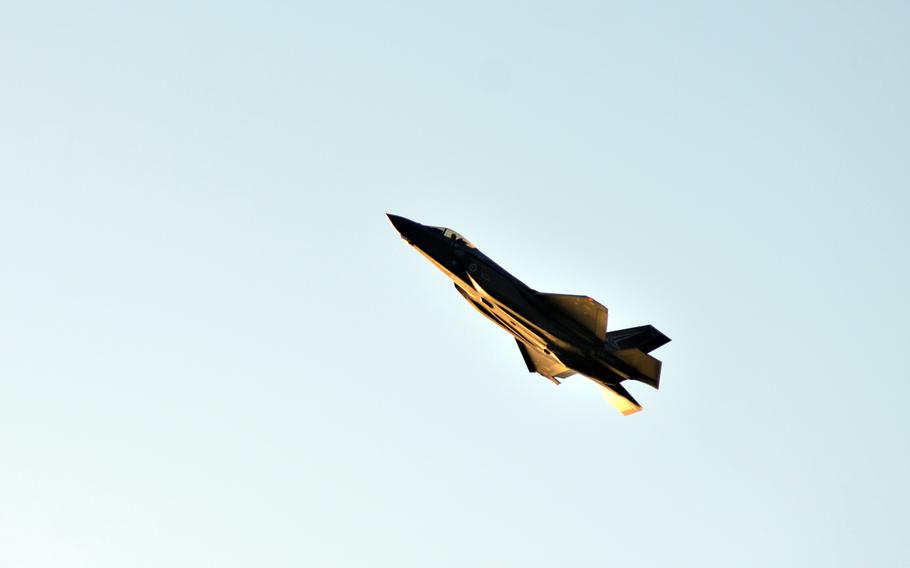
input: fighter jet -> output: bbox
[387,214,670,416]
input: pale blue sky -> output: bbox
[2,1,908,566]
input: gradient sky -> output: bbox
[2,1,909,566]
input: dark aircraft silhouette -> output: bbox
[387,214,670,415]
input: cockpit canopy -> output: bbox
[431,226,476,248]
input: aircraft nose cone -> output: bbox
[386,213,419,237]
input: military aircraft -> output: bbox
[387,214,670,415]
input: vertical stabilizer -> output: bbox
[600,382,642,416]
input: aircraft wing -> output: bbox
[537,292,608,340]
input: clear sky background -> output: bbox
[2,1,908,566]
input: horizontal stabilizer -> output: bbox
[538,293,608,341]
[613,348,662,388]
[515,339,574,384]
[600,382,642,416]
[606,325,670,353]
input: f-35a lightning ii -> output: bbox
[387,214,670,416]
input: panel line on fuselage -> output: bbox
[455,283,549,352]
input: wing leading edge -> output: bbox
[537,293,608,341]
